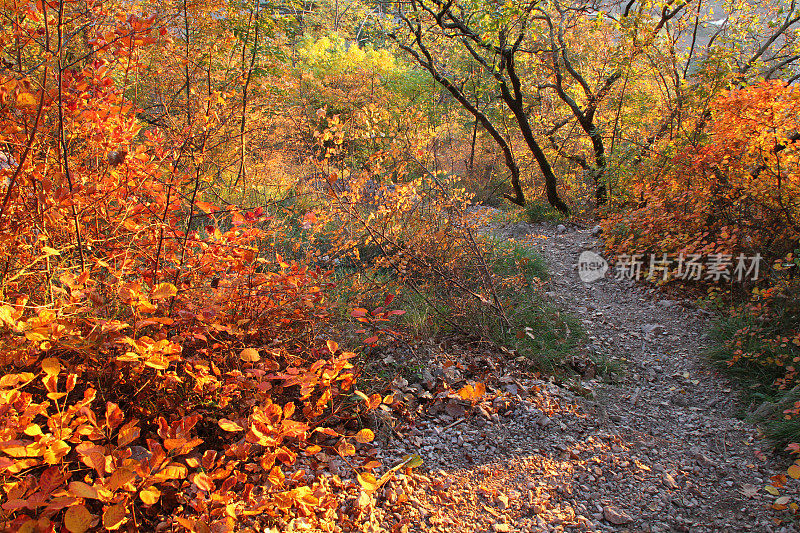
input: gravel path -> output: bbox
[362,223,800,533]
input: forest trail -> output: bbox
[368,223,799,533]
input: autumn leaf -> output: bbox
[268,466,285,487]
[139,486,161,505]
[102,502,127,530]
[355,428,374,443]
[218,419,244,432]
[16,92,36,107]
[68,482,99,500]
[788,464,800,479]
[774,496,791,510]
[357,472,378,492]
[41,357,60,376]
[766,485,780,496]
[64,505,93,533]
[337,440,356,457]
[239,348,260,362]
[194,472,214,492]
[354,390,369,402]
[457,382,486,402]
[195,201,216,214]
[401,454,423,468]
[151,283,177,299]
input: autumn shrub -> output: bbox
[603,80,800,262]
[0,4,397,532]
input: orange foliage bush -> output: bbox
[0,2,386,532]
[603,80,800,262]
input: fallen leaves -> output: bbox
[457,382,486,403]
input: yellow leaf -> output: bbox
[151,283,177,300]
[42,246,60,256]
[357,472,378,492]
[239,348,260,362]
[16,92,36,107]
[337,440,356,457]
[139,486,161,505]
[766,485,780,496]
[64,504,92,533]
[355,428,374,444]
[788,464,800,479]
[218,419,244,432]
[354,390,369,402]
[23,424,42,436]
[41,357,60,376]
[68,481,99,500]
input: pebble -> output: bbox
[603,505,633,525]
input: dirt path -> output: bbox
[364,223,799,533]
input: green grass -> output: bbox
[489,294,585,374]
[489,239,548,283]
[707,300,800,450]
[459,239,585,374]
[524,200,568,224]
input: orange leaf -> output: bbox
[41,357,60,376]
[337,440,356,457]
[239,348,260,362]
[68,482,99,500]
[218,419,244,432]
[64,504,92,533]
[194,472,214,492]
[102,502,127,530]
[355,429,374,444]
[195,201,216,214]
[17,92,36,107]
[151,283,177,300]
[139,486,161,505]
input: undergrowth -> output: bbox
[708,277,800,450]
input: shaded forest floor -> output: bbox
[354,222,800,533]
